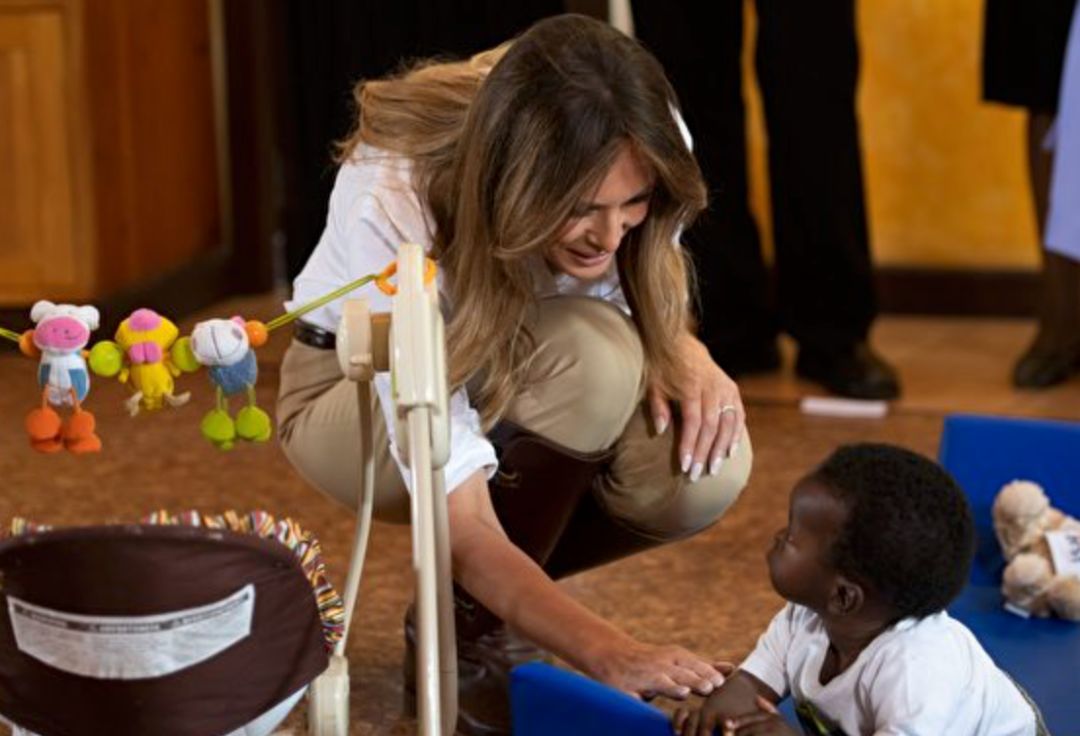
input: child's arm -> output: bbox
[672,670,780,736]
[676,604,797,734]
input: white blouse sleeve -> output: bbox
[287,158,498,494]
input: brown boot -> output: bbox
[402,422,611,736]
[403,593,546,736]
[543,490,673,581]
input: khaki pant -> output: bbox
[277,297,751,540]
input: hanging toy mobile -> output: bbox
[171,317,271,451]
[15,301,103,454]
[88,308,193,416]
[1,258,435,454]
[170,259,436,451]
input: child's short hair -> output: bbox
[809,443,975,619]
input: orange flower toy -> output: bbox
[22,301,103,453]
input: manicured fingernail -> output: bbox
[656,417,668,435]
[690,462,703,482]
[710,456,724,475]
[700,682,713,694]
[728,440,740,458]
[681,453,691,473]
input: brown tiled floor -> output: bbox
[0,297,1077,734]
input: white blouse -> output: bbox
[285,145,631,493]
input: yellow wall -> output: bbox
[744,0,1040,270]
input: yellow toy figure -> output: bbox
[88,308,192,416]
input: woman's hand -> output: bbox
[448,473,732,701]
[648,333,745,482]
[589,637,732,700]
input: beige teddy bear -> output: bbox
[993,480,1080,621]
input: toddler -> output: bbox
[674,443,1044,736]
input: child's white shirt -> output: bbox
[741,603,1037,736]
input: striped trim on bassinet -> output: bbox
[5,510,346,652]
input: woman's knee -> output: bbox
[506,298,645,452]
[608,431,754,539]
[277,344,412,523]
[672,434,753,533]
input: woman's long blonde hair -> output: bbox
[339,14,706,427]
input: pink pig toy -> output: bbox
[23,300,102,453]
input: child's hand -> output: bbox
[671,685,788,736]
[670,670,746,736]
[672,703,720,736]
[723,696,799,736]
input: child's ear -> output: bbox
[828,575,864,616]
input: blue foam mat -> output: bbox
[940,413,1080,734]
[511,662,672,736]
[510,662,802,734]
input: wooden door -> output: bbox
[0,3,91,303]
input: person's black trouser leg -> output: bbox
[633,0,779,372]
[754,0,876,353]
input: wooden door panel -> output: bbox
[0,8,83,303]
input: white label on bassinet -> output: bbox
[7,584,254,680]
[1046,530,1080,578]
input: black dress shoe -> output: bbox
[795,343,901,400]
[709,340,782,377]
[1013,342,1080,388]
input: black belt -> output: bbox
[294,320,336,350]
